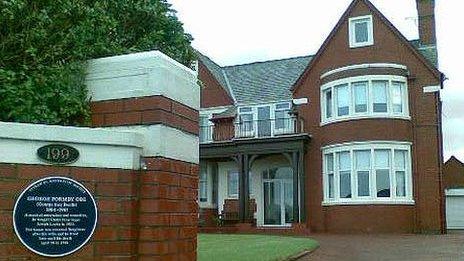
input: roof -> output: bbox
[198,54,313,104]
[446,156,464,166]
[410,39,438,67]
[222,56,313,104]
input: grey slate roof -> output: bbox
[197,41,436,105]
[197,53,313,104]
[223,56,313,104]
[409,39,439,67]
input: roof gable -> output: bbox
[445,156,464,167]
[292,0,442,93]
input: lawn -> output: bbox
[197,233,319,261]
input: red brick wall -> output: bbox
[91,95,199,135]
[0,158,198,260]
[199,208,218,227]
[293,0,443,233]
[198,62,234,108]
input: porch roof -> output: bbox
[200,133,310,159]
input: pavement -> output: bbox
[299,233,464,261]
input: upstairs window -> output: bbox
[349,15,374,48]
[321,75,409,125]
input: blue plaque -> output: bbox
[13,177,97,257]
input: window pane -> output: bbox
[325,89,333,118]
[372,81,388,112]
[328,174,334,198]
[240,114,253,131]
[396,171,406,197]
[338,151,351,170]
[375,150,390,168]
[355,150,370,169]
[326,154,334,172]
[340,171,352,198]
[376,169,390,197]
[276,103,290,110]
[228,171,239,197]
[336,84,349,116]
[353,82,368,113]
[392,82,404,113]
[357,171,370,196]
[239,107,252,113]
[394,150,406,169]
[355,20,369,43]
[275,110,287,129]
[200,181,207,202]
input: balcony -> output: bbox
[200,117,303,143]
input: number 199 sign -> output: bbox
[37,144,80,165]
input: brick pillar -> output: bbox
[87,51,200,260]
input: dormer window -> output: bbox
[349,15,374,48]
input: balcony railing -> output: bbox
[200,117,302,143]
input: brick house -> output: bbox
[443,156,464,229]
[197,0,445,233]
[444,156,464,189]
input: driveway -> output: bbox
[300,233,464,261]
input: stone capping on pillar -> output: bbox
[86,51,199,110]
[0,121,143,170]
[86,50,200,165]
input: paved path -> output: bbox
[300,233,464,261]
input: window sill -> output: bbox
[322,199,415,206]
[349,41,374,48]
[321,114,411,126]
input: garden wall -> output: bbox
[0,51,200,260]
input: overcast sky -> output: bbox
[169,0,464,162]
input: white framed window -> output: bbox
[199,166,208,202]
[227,170,252,198]
[349,15,374,48]
[238,107,254,136]
[227,171,239,198]
[321,75,409,125]
[322,141,413,205]
[275,102,291,130]
[236,102,294,138]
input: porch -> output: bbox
[199,133,310,230]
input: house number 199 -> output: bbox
[37,144,79,165]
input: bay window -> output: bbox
[322,141,413,205]
[321,75,409,124]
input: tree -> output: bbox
[0,0,194,125]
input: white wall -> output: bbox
[107,125,199,164]
[0,122,143,169]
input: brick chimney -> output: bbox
[416,0,436,46]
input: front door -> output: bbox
[263,167,294,226]
[257,106,271,137]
